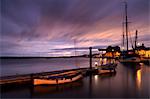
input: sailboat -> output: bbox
[119,2,141,65]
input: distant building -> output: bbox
[135,44,150,58]
[103,46,121,58]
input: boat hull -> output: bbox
[96,63,117,74]
[34,74,82,85]
[119,56,141,66]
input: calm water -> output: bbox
[1,58,92,77]
[1,58,150,98]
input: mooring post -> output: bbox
[30,74,34,98]
[89,47,92,70]
[30,74,34,86]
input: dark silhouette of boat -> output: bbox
[120,2,141,65]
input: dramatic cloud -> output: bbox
[0,0,149,56]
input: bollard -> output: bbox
[89,47,92,70]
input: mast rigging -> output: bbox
[125,2,129,51]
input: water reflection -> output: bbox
[94,75,99,86]
[94,75,98,81]
[121,63,144,96]
[89,74,92,98]
[31,73,117,98]
[31,80,83,98]
[1,61,149,98]
[136,69,141,90]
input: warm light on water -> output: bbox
[1,58,150,98]
[136,69,141,90]
[94,75,98,81]
[103,58,107,64]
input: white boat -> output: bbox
[34,71,83,85]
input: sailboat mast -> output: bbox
[135,30,138,49]
[122,22,125,49]
[125,2,129,51]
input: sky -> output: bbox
[0,0,149,57]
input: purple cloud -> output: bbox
[1,0,149,56]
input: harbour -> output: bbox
[1,45,150,98]
[1,57,150,98]
[1,0,150,98]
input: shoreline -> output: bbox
[0,56,88,59]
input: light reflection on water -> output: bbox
[136,69,141,90]
[1,58,150,98]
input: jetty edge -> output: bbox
[0,67,97,87]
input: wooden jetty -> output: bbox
[0,68,88,86]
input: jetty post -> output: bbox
[88,47,93,97]
[89,47,92,70]
[30,74,34,86]
[29,73,34,98]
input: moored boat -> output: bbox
[120,50,141,65]
[119,2,142,66]
[34,70,83,85]
[95,58,117,74]
[97,63,117,74]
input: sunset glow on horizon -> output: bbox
[1,0,149,56]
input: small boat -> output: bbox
[33,80,83,95]
[95,57,117,74]
[34,71,83,85]
[95,63,117,74]
[34,41,84,86]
